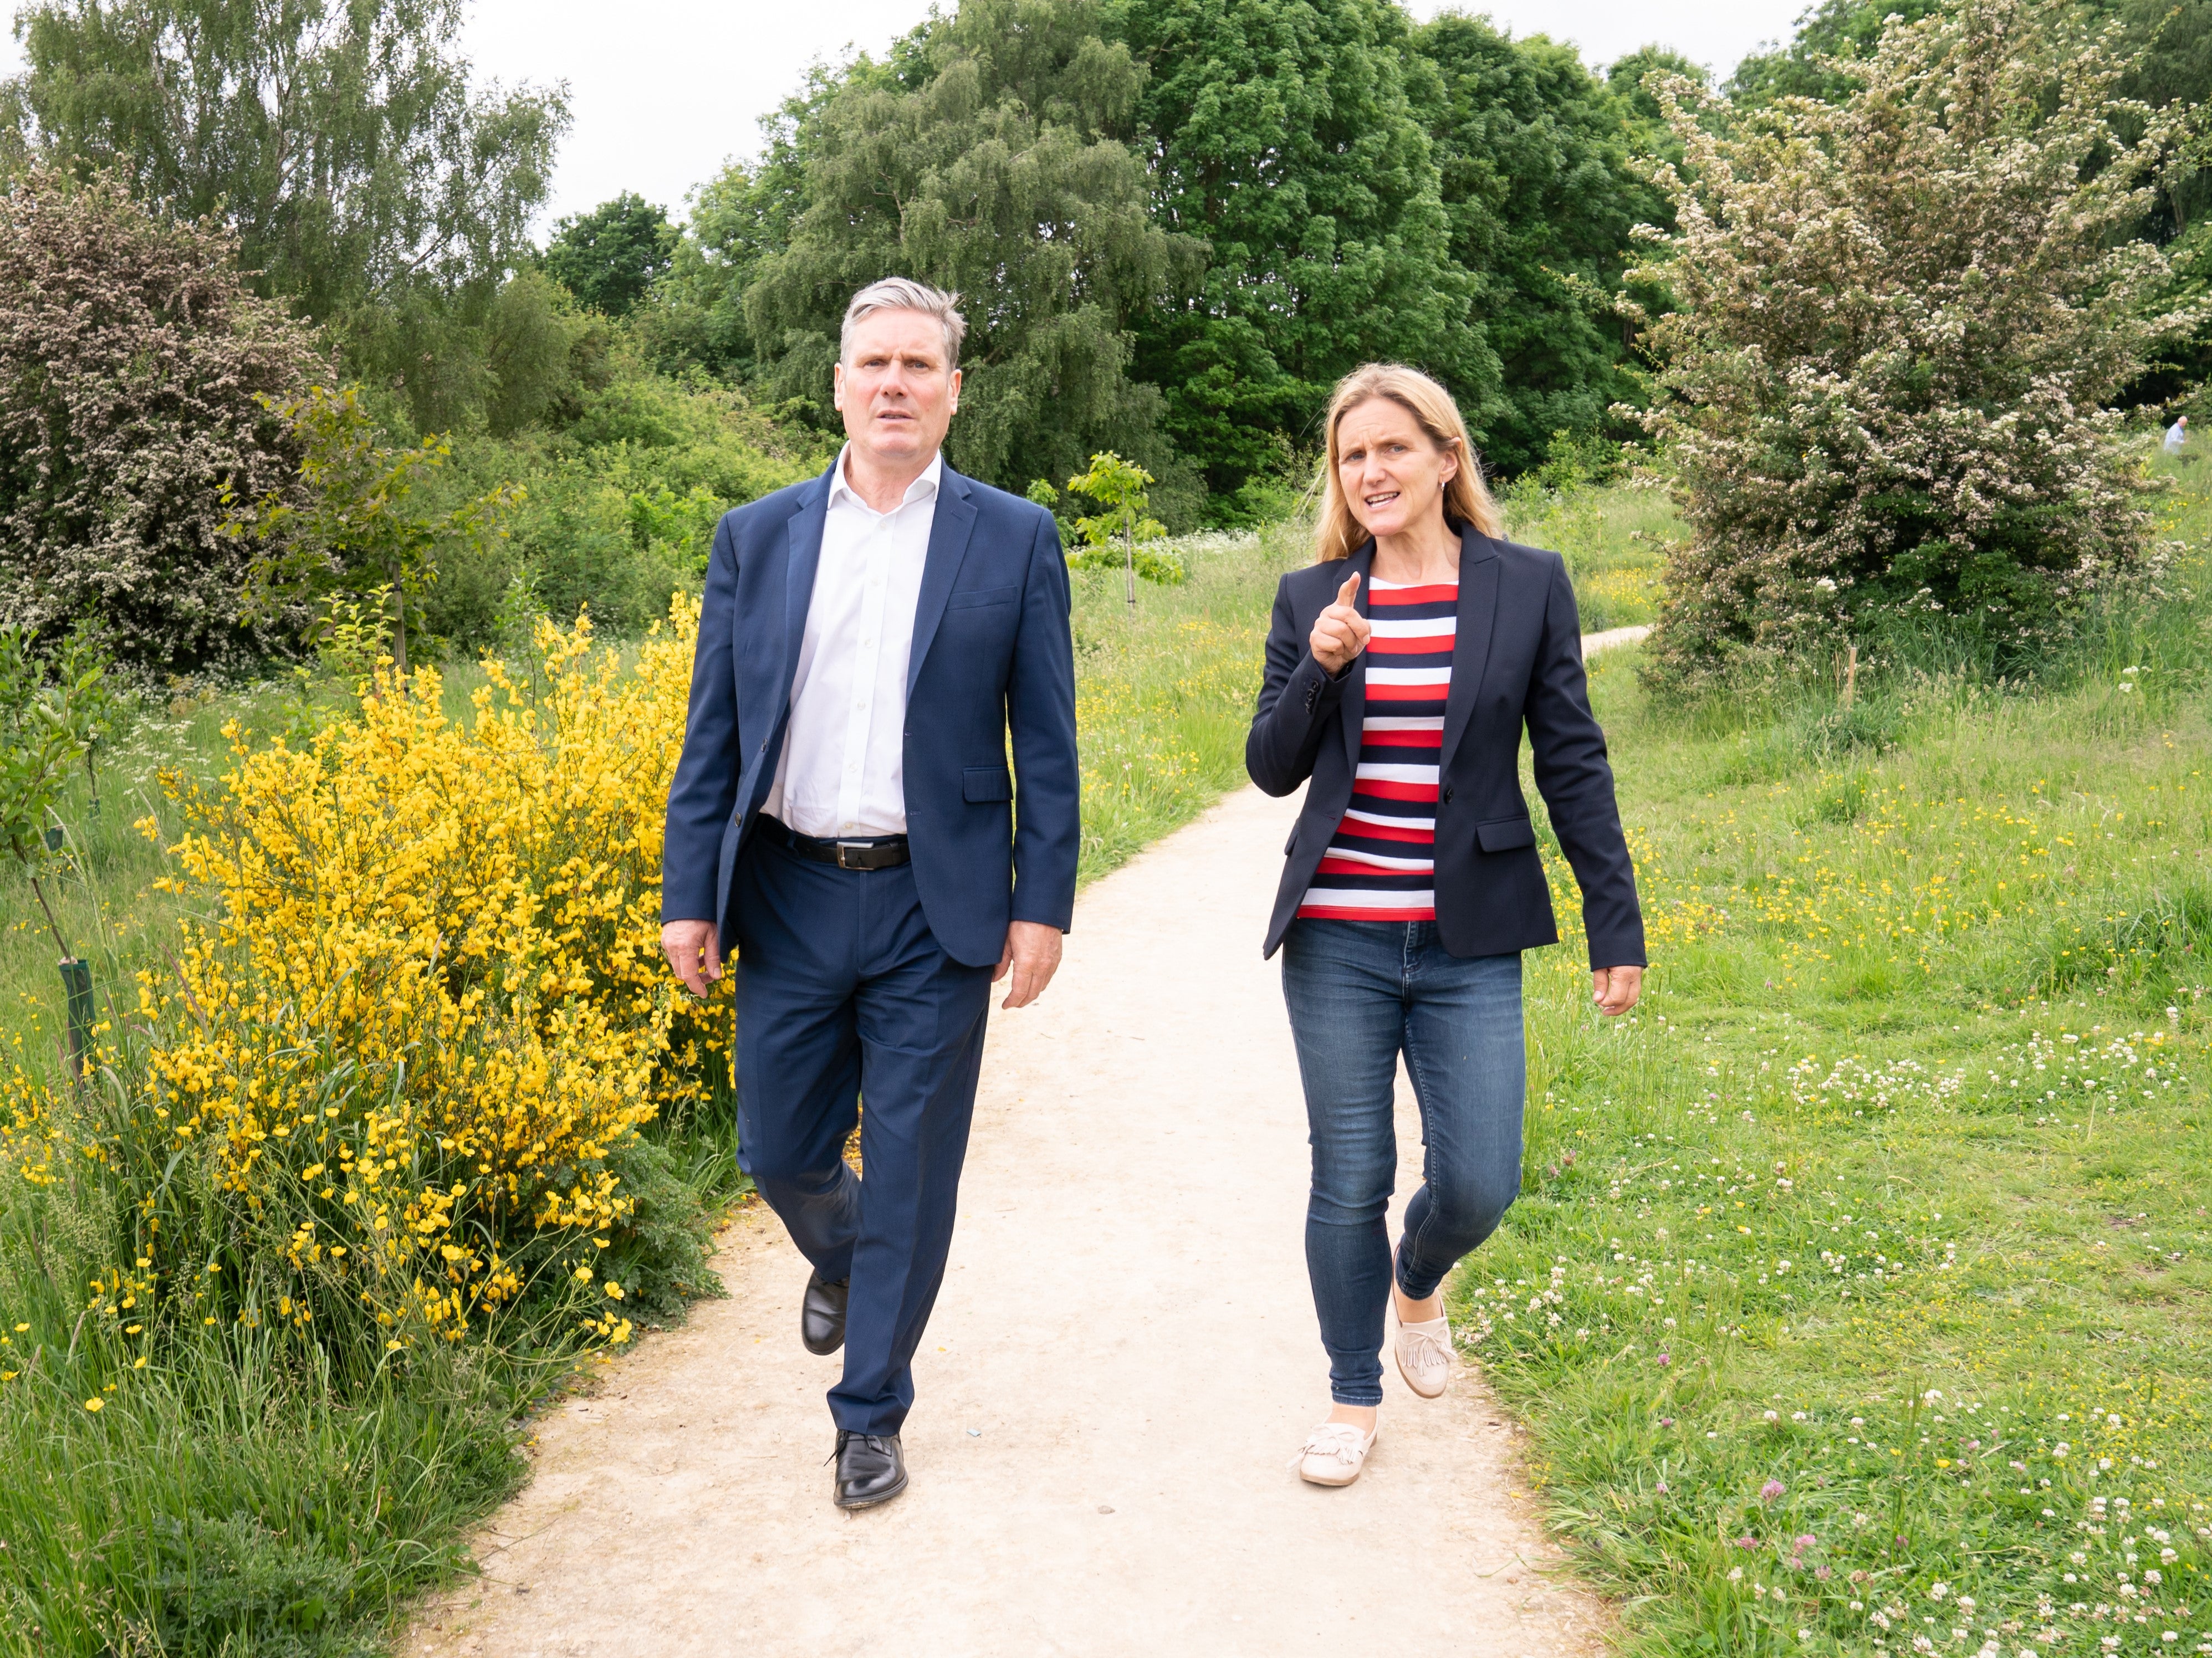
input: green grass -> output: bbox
[1069,521,1306,883]
[1503,471,1680,632]
[1458,457,2212,1655]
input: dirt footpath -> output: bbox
[407,707,1634,1656]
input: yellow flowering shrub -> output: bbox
[16,599,730,1365]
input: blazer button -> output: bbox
[1442,785,1454,804]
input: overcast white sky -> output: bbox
[0,0,1812,229]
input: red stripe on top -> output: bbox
[1363,582,1458,605]
[1298,579,1459,925]
[1353,777,1438,802]
[1361,728,1442,749]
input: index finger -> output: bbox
[1335,570,1361,608]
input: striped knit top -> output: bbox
[1296,578,1457,923]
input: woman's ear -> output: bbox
[1437,438,1462,488]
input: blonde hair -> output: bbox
[1313,364,1500,562]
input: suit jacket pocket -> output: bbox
[1476,815,1536,852]
[964,765,1015,802]
[947,585,1019,610]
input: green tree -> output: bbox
[1064,451,1179,603]
[1633,0,2193,685]
[1115,0,1495,514]
[543,191,678,318]
[7,0,570,430]
[744,0,1197,511]
[233,385,520,674]
[642,73,836,380]
[1413,16,1668,474]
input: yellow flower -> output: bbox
[83,1398,103,1412]
[604,1281,624,1299]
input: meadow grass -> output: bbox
[1461,458,2212,1655]
[1502,471,1679,632]
[1067,520,1305,882]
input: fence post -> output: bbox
[59,958,94,1078]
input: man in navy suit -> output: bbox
[660,278,1079,1509]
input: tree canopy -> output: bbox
[0,168,319,671]
[1414,14,1667,475]
[6,0,569,430]
[544,193,679,319]
[1116,0,1491,515]
[742,0,1198,513]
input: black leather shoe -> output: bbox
[833,1431,907,1509]
[801,1271,849,1355]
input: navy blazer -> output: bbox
[661,460,1080,969]
[1247,525,1645,968]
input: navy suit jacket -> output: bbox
[661,459,1080,969]
[1246,525,1645,969]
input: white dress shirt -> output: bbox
[764,446,941,838]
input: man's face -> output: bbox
[833,309,961,467]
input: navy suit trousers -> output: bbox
[730,833,994,1436]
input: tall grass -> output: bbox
[1069,521,1305,882]
[1502,471,1680,632]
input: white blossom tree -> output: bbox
[1628,0,2199,686]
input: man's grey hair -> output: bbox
[841,277,968,369]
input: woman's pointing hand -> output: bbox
[1310,570,1371,676]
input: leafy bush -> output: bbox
[426,370,825,646]
[0,168,319,672]
[1630,0,2197,689]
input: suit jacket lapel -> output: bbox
[1440,527,1501,774]
[907,467,979,697]
[1339,541,1376,779]
[779,464,834,718]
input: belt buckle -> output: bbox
[835,841,869,870]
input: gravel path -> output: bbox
[407,630,1645,1658]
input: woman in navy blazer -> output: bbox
[1247,364,1645,1487]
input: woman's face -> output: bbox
[1335,397,1458,543]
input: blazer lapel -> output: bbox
[779,464,834,717]
[1439,527,1501,774]
[1339,541,1377,779]
[906,466,979,697]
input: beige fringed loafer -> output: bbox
[1392,1305,1453,1399]
[1292,1419,1379,1487]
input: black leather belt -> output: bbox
[759,816,911,871]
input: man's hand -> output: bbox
[994,920,1063,1010]
[662,919,722,999]
[1592,964,1643,1017]
[1309,570,1371,676]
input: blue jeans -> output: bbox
[1280,919,1525,1407]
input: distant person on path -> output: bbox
[1246,364,1645,1487]
[660,278,1079,1511]
[2165,414,2189,455]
